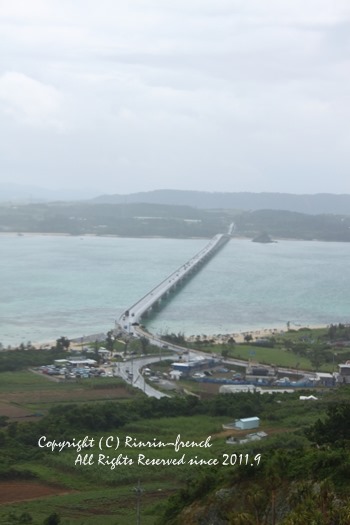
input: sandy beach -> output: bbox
[185,324,328,345]
[26,323,329,350]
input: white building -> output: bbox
[169,370,182,381]
[219,384,258,394]
[235,417,260,430]
[222,416,260,431]
[313,372,335,387]
[338,363,350,384]
[68,359,97,367]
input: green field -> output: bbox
[0,484,175,525]
[0,371,125,393]
[0,414,232,525]
[1,383,341,525]
[1,382,350,524]
[193,326,349,372]
[1,326,350,524]
[226,344,313,369]
[0,370,139,422]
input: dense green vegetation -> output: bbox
[0,347,68,373]
[1,326,350,523]
[177,325,350,372]
[161,400,350,525]
[0,370,126,396]
[1,201,350,241]
[0,202,226,238]
[1,384,350,524]
[234,209,350,242]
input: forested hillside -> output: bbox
[0,202,226,238]
[234,210,350,242]
[1,202,350,240]
[1,388,350,524]
[93,190,350,215]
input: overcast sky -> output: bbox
[1,0,350,196]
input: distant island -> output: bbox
[0,191,350,241]
[252,232,276,243]
[91,189,350,215]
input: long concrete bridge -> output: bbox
[118,231,231,335]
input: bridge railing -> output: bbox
[118,232,230,327]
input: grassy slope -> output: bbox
[193,327,348,372]
[1,327,349,524]
[0,389,338,525]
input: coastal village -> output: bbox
[35,323,350,395]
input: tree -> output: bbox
[19,512,33,524]
[328,324,337,341]
[308,347,325,370]
[244,485,270,525]
[43,512,61,525]
[91,340,102,364]
[106,330,115,351]
[244,334,253,343]
[284,339,294,352]
[139,336,150,354]
[221,348,229,359]
[55,336,70,351]
[305,403,350,447]
[230,512,255,525]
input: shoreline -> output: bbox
[185,323,328,345]
[12,323,329,350]
[0,232,339,243]
[0,232,213,241]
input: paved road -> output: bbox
[113,355,178,398]
[133,327,316,379]
[116,324,316,398]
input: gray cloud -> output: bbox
[1,0,350,195]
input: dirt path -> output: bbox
[0,481,74,504]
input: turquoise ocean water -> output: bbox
[0,235,349,346]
